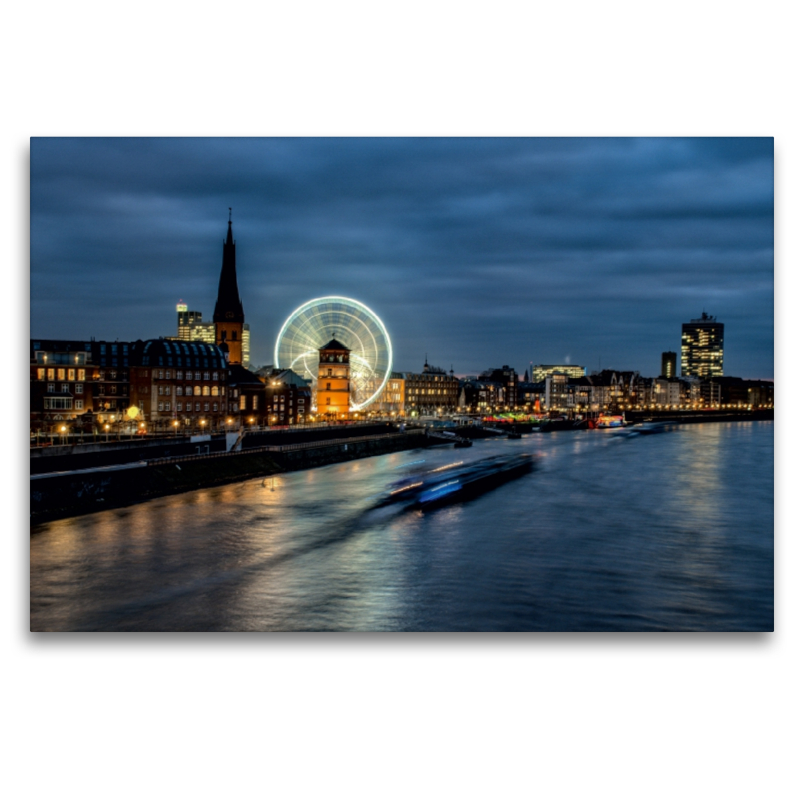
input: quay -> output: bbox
[30,423,440,523]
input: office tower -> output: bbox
[681,313,724,378]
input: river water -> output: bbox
[30,421,773,631]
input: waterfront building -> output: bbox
[585,370,641,411]
[516,381,546,410]
[376,371,406,417]
[129,339,228,431]
[403,359,459,416]
[661,351,677,379]
[681,312,724,378]
[226,363,267,426]
[264,371,312,425]
[717,377,774,408]
[650,377,683,407]
[480,366,519,408]
[316,337,351,419]
[531,364,586,383]
[545,374,593,413]
[458,379,504,413]
[30,339,135,432]
[213,214,246,366]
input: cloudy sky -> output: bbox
[30,137,774,379]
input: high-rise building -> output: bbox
[176,303,203,340]
[172,307,250,368]
[213,213,245,365]
[661,351,677,379]
[681,313,724,378]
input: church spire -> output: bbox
[213,212,244,325]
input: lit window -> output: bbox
[202,386,210,396]
[37,368,45,380]
[211,386,219,396]
[194,386,201,396]
[68,369,75,381]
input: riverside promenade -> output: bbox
[30,423,436,522]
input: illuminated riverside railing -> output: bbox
[146,429,426,466]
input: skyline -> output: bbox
[30,137,774,379]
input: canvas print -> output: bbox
[29,137,774,631]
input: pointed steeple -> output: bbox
[213,212,244,324]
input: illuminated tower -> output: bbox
[661,351,677,379]
[681,313,724,378]
[317,336,351,419]
[213,211,245,365]
[176,303,203,340]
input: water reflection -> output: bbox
[30,422,773,631]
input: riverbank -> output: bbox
[30,430,437,523]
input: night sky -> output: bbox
[30,137,774,379]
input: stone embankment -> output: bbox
[30,428,436,523]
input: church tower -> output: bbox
[213,211,245,365]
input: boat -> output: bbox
[413,454,535,509]
[373,454,534,510]
[594,415,626,429]
[614,420,676,438]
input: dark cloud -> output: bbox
[30,137,774,378]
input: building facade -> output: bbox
[129,339,229,431]
[376,372,406,417]
[403,360,459,416]
[264,371,313,425]
[30,339,134,432]
[531,364,586,383]
[316,337,351,419]
[479,366,518,408]
[681,312,724,378]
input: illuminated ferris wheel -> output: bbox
[274,296,393,411]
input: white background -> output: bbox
[5,2,795,798]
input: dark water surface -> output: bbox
[30,421,774,631]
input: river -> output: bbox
[30,421,773,631]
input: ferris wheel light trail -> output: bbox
[275,296,393,411]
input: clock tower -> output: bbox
[213,211,245,365]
